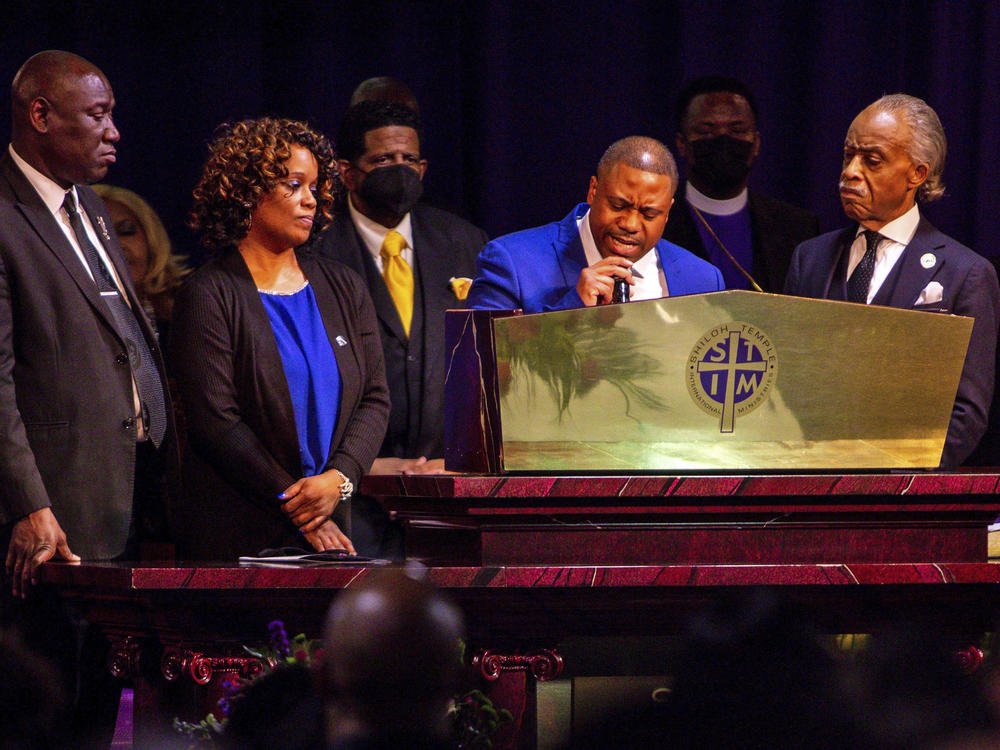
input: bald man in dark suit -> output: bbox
[0,51,176,745]
[1,50,174,591]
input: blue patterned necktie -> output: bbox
[848,229,881,304]
[63,191,166,447]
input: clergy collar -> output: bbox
[685,181,748,216]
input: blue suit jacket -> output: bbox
[784,217,1000,468]
[467,203,725,313]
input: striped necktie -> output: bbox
[63,191,166,446]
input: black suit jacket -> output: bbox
[784,218,1000,468]
[169,248,389,559]
[0,151,175,559]
[664,185,821,293]
[311,203,486,459]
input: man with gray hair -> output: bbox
[785,94,999,468]
[467,135,723,312]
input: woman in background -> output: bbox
[93,184,190,343]
[171,117,389,559]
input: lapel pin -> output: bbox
[96,215,111,241]
[920,253,936,269]
[335,335,348,347]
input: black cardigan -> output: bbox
[169,248,389,559]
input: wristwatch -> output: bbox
[337,471,354,502]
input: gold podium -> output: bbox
[445,291,972,471]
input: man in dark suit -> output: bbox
[0,50,174,745]
[665,76,820,292]
[785,94,999,468]
[311,101,486,551]
[467,136,723,313]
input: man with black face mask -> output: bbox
[310,100,487,554]
[664,76,820,292]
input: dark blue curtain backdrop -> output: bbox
[2,1,998,265]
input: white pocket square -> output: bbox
[915,281,944,306]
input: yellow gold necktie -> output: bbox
[380,230,414,336]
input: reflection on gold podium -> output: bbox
[446,291,971,471]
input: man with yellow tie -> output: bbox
[312,100,487,554]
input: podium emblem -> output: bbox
[687,322,778,433]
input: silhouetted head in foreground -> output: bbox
[320,569,465,748]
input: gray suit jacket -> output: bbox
[0,151,174,559]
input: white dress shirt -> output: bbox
[348,195,415,273]
[9,145,128,291]
[577,209,669,300]
[847,203,920,304]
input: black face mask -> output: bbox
[355,163,424,222]
[688,135,755,195]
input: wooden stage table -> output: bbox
[40,472,1000,749]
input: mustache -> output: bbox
[839,182,866,198]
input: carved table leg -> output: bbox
[107,639,266,749]
[161,646,265,718]
[954,644,985,674]
[472,649,564,750]
[108,636,175,748]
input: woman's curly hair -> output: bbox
[190,117,340,252]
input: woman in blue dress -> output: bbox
[171,118,389,559]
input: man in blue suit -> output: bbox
[467,136,724,313]
[785,94,999,468]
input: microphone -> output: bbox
[612,276,630,303]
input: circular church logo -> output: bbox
[686,322,778,433]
